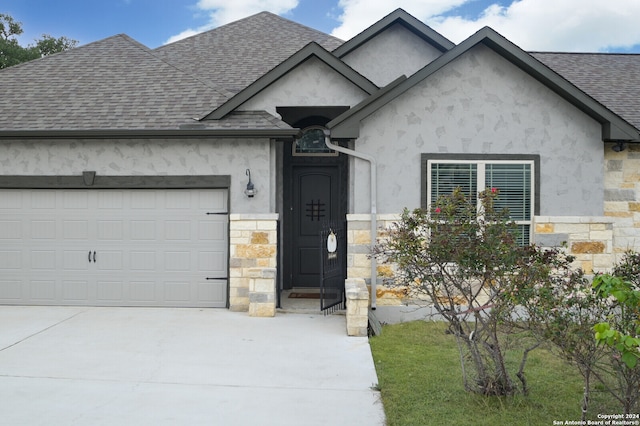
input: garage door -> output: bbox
[0,188,228,307]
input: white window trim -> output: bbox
[427,159,535,243]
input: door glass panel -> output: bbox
[294,127,335,155]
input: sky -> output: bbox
[4,0,640,53]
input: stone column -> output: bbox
[229,214,278,315]
[345,278,370,336]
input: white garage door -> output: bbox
[0,188,228,307]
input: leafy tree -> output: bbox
[0,13,77,69]
[593,252,640,414]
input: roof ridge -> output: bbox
[205,41,378,120]
[155,11,343,51]
[0,34,144,74]
[329,25,639,140]
[133,35,235,99]
[530,51,640,56]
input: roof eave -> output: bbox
[478,32,640,141]
[332,8,455,58]
[327,75,407,138]
[329,26,640,142]
[204,42,379,121]
[0,128,301,140]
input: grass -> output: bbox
[369,321,622,426]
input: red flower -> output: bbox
[434,207,441,213]
[491,187,497,193]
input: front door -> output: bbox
[283,147,347,290]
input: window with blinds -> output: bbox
[428,160,534,245]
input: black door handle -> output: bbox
[88,251,92,263]
[93,251,96,263]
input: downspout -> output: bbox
[323,130,378,309]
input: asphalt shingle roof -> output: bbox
[0,12,344,133]
[1,10,639,136]
[0,34,229,131]
[532,52,640,131]
[153,12,344,95]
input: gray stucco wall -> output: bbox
[0,138,273,214]
[239,57,369,116]
[351,43,604,216]
[341,23,444,87]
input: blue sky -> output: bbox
[4,0,640,52]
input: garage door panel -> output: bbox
[97,280,123,301]
[129,281,157,302]
[96,251,123,270]
[97,220,124,240]
[31,250,56,269]
[131,191,157,209]
[198,251,227,274]
[63,280,89,301]
[0,250,22,269]
[198,219,226,241]
[0,188,228,307]
[30,280,56,301]
[165,221,191,240]
[164,251,191,272]
[0,191,23,209]
[164,281,191,302]
[131,221,156,240]
[201,190,226,211]
[198,280,225,303]
[165,192,192,209]
[0,280,21,300]
[63,220,89,239]
[63,250,91,270]
[131,251,157,270]
[0,220,21,239]
[31,220,56,239]
[30,191,55,209]
[98,191,124,209]
[63,191,89,209]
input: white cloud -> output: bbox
[330,0,468,40]
[166,0,640,52]
[331,0,640,52]
[166,29,202,44]
[165,0,298,44]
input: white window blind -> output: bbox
[428,160,534,245]
[430,163,478,206]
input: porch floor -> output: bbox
[278,289,345,314]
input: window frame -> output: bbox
[292,125,338,157]
[421,154,540,244]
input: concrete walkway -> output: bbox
[0,307,385,425]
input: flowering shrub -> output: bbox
[375,187,640,413]
[504,246,612,419]
[375,187,541,396]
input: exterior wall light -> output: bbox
[612,142,627,152]
[244,168,257,198]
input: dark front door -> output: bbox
[283,149,347,290]
[291,165,338,287]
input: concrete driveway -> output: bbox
[0,307,385,425]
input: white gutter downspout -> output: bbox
[324,130,378,309]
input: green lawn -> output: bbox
[369,321,621,426]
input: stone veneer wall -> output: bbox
[346,213,617,307]
[533,216,614,274]
[347,214,403,306]
[604,143,640,255]
[229,214,278,316]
